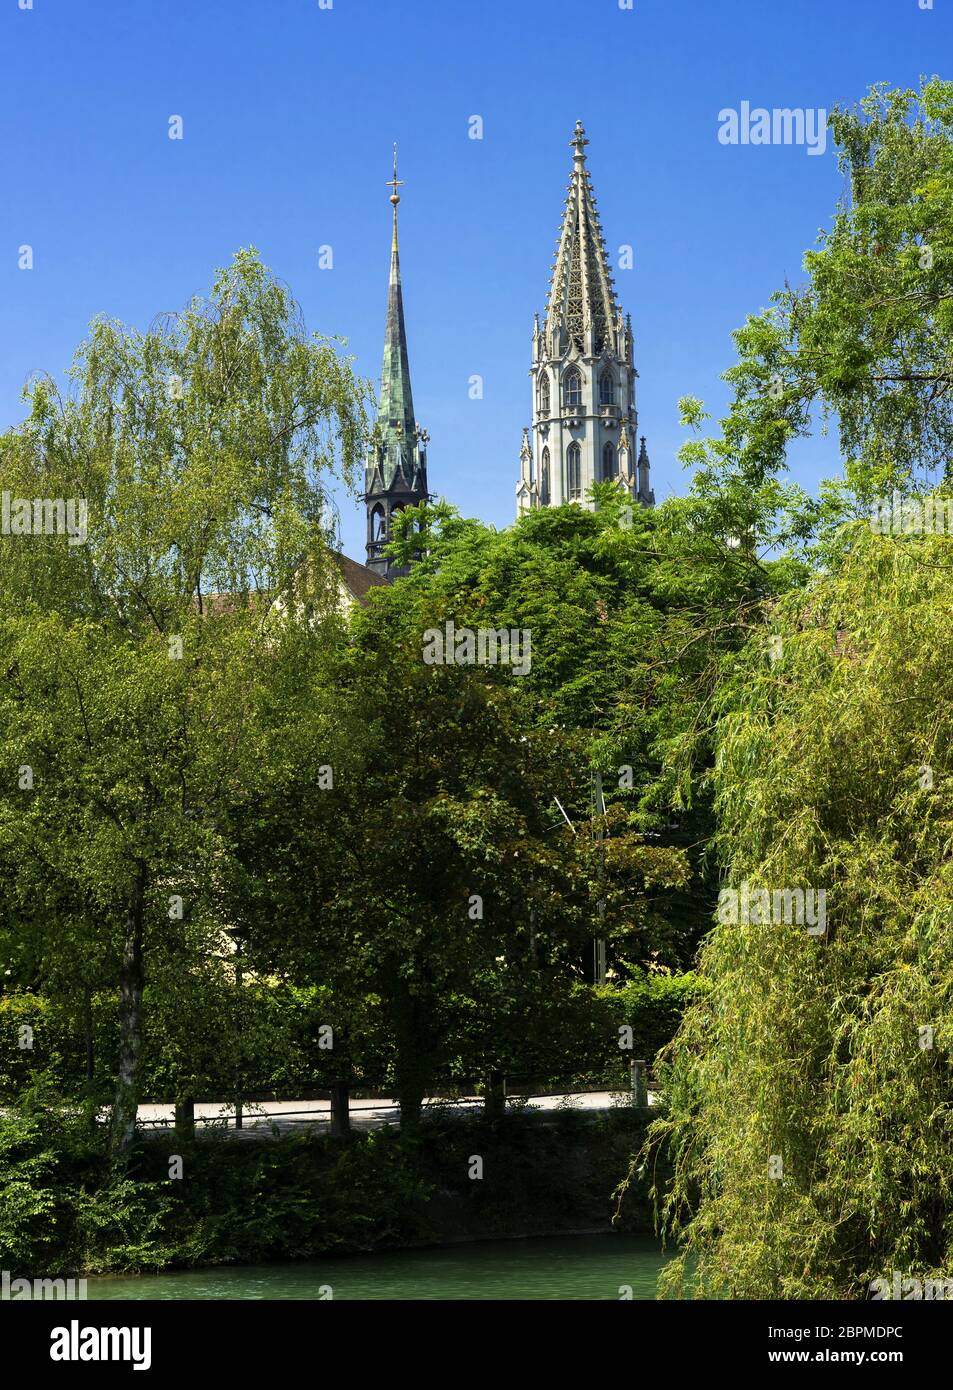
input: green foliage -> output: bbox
[0,995,60,1096]
[686,78,953,524]
[0,249,371,1154]
[388,492,731,962]
[627,79,953,1299]
[2,968,701,1106]
[610,969,708,1066]
[650,522,953,1298]
[0,1077,102,1269]
[7,76,952,1284]
[0,981,391,1103]
[0,1094,650,1274]
[0,1102,63,1268]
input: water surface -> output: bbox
[86,1233,666,1300]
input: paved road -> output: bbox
[135,1090,656,1138]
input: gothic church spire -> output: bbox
[546,121,621,357]
[378,147,417,469]
[364,146,429,579]
[516,122,652,517]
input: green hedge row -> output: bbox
[0,968,704,1103]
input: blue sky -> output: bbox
[1,0,949,563]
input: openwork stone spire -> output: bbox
[545,121,621,357]
[516,122,653,517]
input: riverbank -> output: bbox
[1,1103,655,1277]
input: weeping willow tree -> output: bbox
[608,76,953,1299]
[646,518,953,1298]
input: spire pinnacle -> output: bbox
[387,143,403,206]
[387,143,404,254]
[546,123,620,354]
[376,145,417,485]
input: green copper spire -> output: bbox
[377,145,417,482]
[364,146,430,580]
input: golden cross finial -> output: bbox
[388,144,403,206]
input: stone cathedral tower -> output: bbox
[516,122,654,517]
[364,149,429,580]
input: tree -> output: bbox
[650,522,953,1297]
[688,79,953,513]
[632,80,953,1297]
[232,556,690,1134]
[389,488,764,969]
[0,249,370,1155]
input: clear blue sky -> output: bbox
[2,0,949,563]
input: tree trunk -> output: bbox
[395,1013,426,1138]
[397,1075,425,1139]
[485,1070,506,1121]
[391,968,434,1141]
[174,1099,195,1138]
[329,1076,350,1137]
[111,860,147,1158]
[83,986,95,1086]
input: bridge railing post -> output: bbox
[630,1058,648,1110]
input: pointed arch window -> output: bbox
[539,374,550,414]
[567,443,582,501]
[602,442,617,481]
[599,371,616,406]
[564,369,582,411]
[371,505,387,543]
[540,448,551,506]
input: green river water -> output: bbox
[85,1234,666,1300]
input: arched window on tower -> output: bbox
[599,371,615,406]
[540,448,551,505]
[539,374,550,414]
[564,369,582,411]
[567,443,582,501]
[602,442,617,480]
[371,505,387,543]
